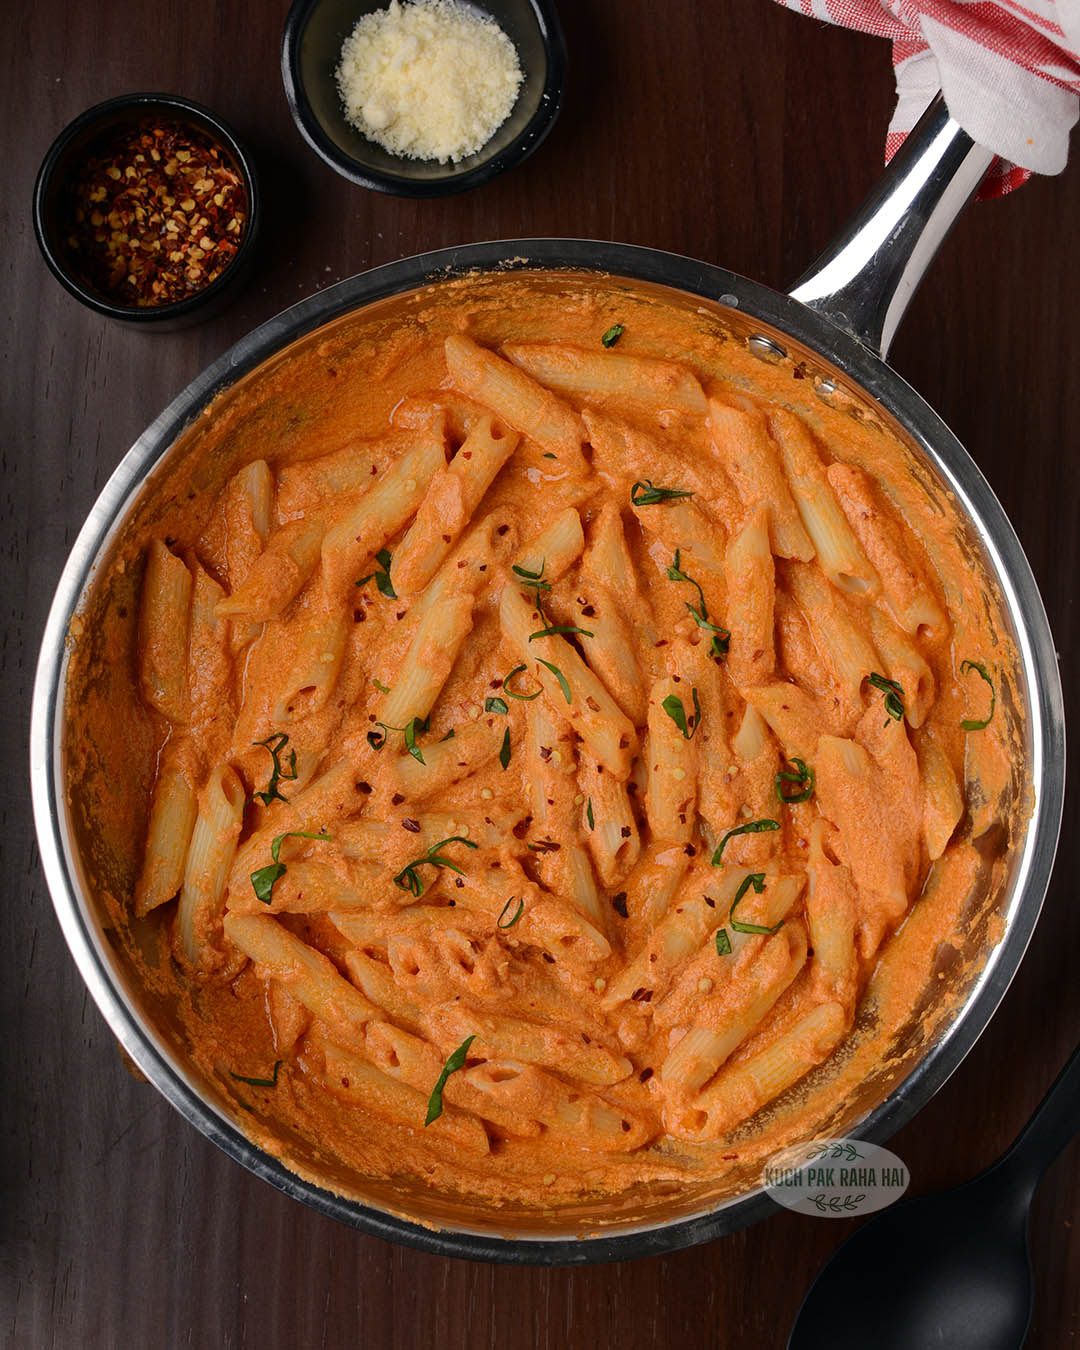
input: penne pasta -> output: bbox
[768,407,880,596]
[391,414,520,595]
[114,295,1004,1205]
[707,396,814,560]
[724,505,775,687]
[444,334,587,466]
[504,341,708,417]
[138,539,193,724]
[176,763,246,967]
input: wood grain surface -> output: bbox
[3,3,1078,1347]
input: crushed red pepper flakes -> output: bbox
[62,120,247,308]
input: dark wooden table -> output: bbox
[4,3,1078,1346]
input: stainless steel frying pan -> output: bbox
[30,95,1065,1263]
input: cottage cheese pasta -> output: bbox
[74,273,1019,1210]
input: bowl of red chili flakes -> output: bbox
[33,93,260,327]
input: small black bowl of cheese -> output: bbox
[281,0,567,196]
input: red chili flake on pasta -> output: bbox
[630,987,652,1003]
[611,892,629,918]
[402,818,421,833]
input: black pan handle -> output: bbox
[789,93,994,359]
[996,1043,1080,1198]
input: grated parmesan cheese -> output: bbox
[335,0,523,164]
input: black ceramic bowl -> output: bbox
[281,0,566,196]
[33,93,261,328]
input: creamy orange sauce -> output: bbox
[64,273,1027,1228]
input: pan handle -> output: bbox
[788,94,995,359]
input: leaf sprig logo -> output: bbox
[762,1139,908,1218]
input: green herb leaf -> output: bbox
[867,671,905,724]
[715,929,732,957]
[586,798,595,831]
[252,732,298,807]
[485,696,509,715]
[529,624,594,642]
[269,829,333,862]
[665,549,729,660]
[251,830,333,904]
[497,896,525,929]
[512,558,552,622]
[512,561,551,589]
[393,836,479,898]
[250,862,285,904]
[661,686,701,739]
[775,757,815,804]
[691,610,731,660]
[499,726,511,769]
[368,715,429,760]
[425,1034,476,1126]
[543,452,558,460]
[601,324,625,348]
[730,872,783,935]
[439,728,456,742]
[631,480,693,506]
[356,548,397,599]
[537,658,571,704]
[711,818,780,865]
[403,715,426,764]
[372,678,390,695]
[503,663,542,701]
[960,659,996,730]
[229,1060,283,1088]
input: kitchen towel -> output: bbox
[773,1,1080,195]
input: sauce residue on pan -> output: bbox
[62,272,1027,1225]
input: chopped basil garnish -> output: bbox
[368,714,428,762]
[485,696,509,715]
[356,547,396,599]
[252,732,298,807]
[497,896,525,929]
[776,757,815,804]
[867,671,905,724]
[586,797,595,831]
[666,549,730,660]
[513,559,551,621]
[250,862,285,905]
[503,662,542,701]
[529,624,594,642]
[425,1034,476,1126]
[537,658,571,704]
[601,324,625,348]
[661,686,701,739]
[729,872,783,935]
[499,726,511,769]
[250,830,333,904]
[960,659,996,730]
[715,929,732,957]
[711,818,780,865]
[372,677,390,695]
[403,716,425,762]
[512,561,552,590]
[229,1060,283,1088]
[543,452,558,460]
[393,836,478,899]
[631,480,693,506]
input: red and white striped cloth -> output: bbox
[773,1,1080,195]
